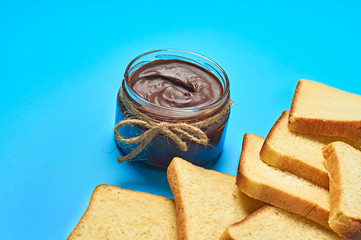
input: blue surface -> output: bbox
[1,1,361,239]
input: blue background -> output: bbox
[1,1,360,239]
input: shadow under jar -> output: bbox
[115,49,230,169]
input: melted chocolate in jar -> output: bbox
[129,59,223,110]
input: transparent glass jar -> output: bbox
[115,49,230,169]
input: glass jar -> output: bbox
[114,49,230,169]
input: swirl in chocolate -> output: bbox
[129,59,223,109]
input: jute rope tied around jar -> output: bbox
[114,87,231,163]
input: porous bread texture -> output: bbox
[260,110,361,189]
[323,142,361,239]
[167,157,264,240]
[220,205,345,240]
[237,133,331,228]
[68,185,177,240]
[289,79,361,136]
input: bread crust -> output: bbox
[260,111,329,188]
[237,134,330,228]
[167,158,189,240]
[289,80,361,137]
[330,213,361,239]
[237,173,330,228]
[288,116,361,137]
[323,143,361,239]
[260,141,329,188]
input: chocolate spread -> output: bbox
[129,59,223,109]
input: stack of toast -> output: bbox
[237,80,361,239]
[68,79,361,239]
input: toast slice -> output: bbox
[323,142,361,239]
[237,133,331,228]
[260,110,361,188]
[289,79,361,136]
[220,205,345,240]
[167,157,264,240]
[68,185,177,240]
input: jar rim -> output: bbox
[123,49,230,116]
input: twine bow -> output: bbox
[114,119,209,162]
[114,87,231,163]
